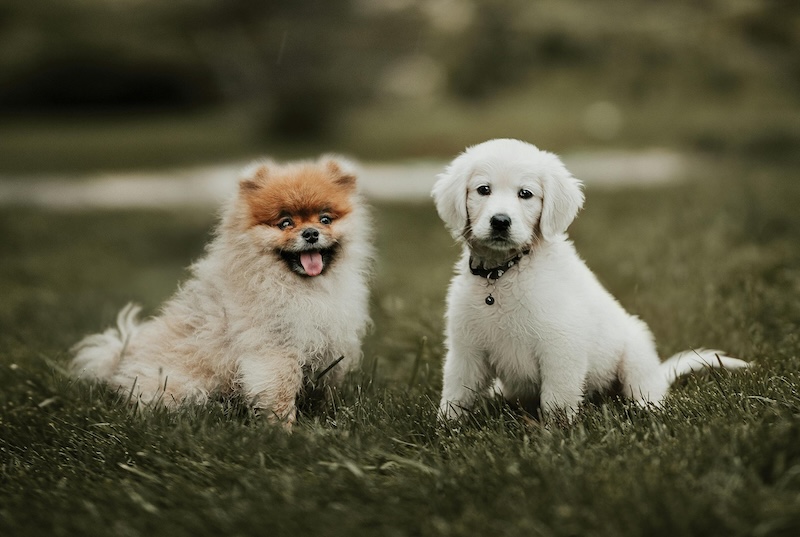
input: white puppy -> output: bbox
[432,139,747,422]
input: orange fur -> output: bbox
[243,163,354,228]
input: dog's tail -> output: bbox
[70,303,142,380]
[660,348,749,385]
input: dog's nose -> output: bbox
[302,228,320,244]
[490,214,512,231]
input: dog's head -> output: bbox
[432,139,584,252]
[235,156,359,277]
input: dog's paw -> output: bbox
[438,400,467,423]
[539,399,580,427]
[255,404,297,432]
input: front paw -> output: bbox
[438,400,467,423]
[255,404,297,432]
[539,395,580,426]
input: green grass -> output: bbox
[3,94,799,176]
[1,159,799,536]
[0,110,275,175]
[2,81,798,176]
[338,78,800,160]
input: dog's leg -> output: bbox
[238,352,303,430]
[538,350,587,423]
[439,343,490,421]
[111,353,212,408]
[618,333,669,407]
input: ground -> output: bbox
[1,155,799,536]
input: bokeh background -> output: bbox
[1,0,798,172]
[2,0,799,384]
[2,3,800,536]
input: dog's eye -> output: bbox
[518,189,534,199]
[477,185,491,196]
[320,215,333,225]
[278,218,294,230]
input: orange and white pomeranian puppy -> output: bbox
[71,156,372,428]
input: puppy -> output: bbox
[432,139,747,422]
[71,156,372,428]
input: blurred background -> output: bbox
[1,0,798,173]
[2,5,800,533]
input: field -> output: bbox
[1,157,799,536]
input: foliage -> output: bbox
[1,0,798,148]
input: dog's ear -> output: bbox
[321,155,358,192]
[239,160,273,194]
[432,159,470,240]
[540,161,584,241]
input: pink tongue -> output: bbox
[300,251,324,276]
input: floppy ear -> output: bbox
[539,164,585,241]
[431,159,470,240]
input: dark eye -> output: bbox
[477,185,491,196]
[518,189,533,199]
[320,215,333,225]
[278,217,294,230]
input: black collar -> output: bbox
[469,249,530,280]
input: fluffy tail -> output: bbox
[70,303,142,380]
[660,348,749,385]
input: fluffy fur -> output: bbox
[432,138,748,422]
[71,156,373,428]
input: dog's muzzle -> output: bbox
[280,246,337,277]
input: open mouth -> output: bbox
[279,246,338,277]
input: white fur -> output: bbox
[71,157,373,427]
[433,139,748,422]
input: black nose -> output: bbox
[490,214,512,231]
[302,228,319,243]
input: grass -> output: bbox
[0,110,275,176]
[1,158,799,536]
[338,78,800,161]
[2,84,798,176]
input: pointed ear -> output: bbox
[432,159,470,240]
[540,163,584,241]
[239,160,272,194]
[322,155,358,192]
